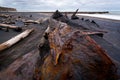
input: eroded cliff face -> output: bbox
[0,6,17,12]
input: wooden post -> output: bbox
[71,9,79,19]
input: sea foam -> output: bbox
[77,14,120,20]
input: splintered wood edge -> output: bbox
[0,28,34,52]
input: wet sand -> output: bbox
[0,12,50,44]
[77,15,120,50]
[69,15,120,63]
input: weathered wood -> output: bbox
[23,20,40,24]
[0,23,22,32]
[0,28,34,52]
[72,9,79,16]
[36,20,118,80]
[52,10,69,23]
[0,49,39,80]
[51,10,88,31]
[81,30,107,37]
[23,18,48,24]
[23,18,47,24]
[0,23,18,29]
[38,26,51,61]
[0,14,10,18]
[52,10,63,19]
[71,9,79,20]
[37,18,49,24]
[91,20,100,27]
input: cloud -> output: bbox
[0,0,120,11]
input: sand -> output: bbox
[77,15,120,49]
[0,12,120,71]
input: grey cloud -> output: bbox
[0,0,120,11]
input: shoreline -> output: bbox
[0,12,120,52]
[0,11,109,14]
[77,14,120,50]
[77,14,120,21]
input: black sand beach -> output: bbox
[0,12,50,70]
[0,12,120,66]
[0,12,120,79]
[73,15,120,62]
[0,12,50,44]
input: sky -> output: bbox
[0,0,120,11]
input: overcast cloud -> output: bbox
[0,0,120,11]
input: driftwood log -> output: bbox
[23,20,40,24]
[71,9,79,20]
[0,17,119,80]
[52,10,63,19]
[52,10,69,23]
[0,14,10,18]
[0,23,22,32]
[81,30,107,37]
[0,28,34,52]
[52,10,107,34]
[0,49,39,80]
[23,18,47,24]
[35,20,118,80]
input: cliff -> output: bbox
[0,6,17,12]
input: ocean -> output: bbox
[109,11,120,15]
[77,11,120,20]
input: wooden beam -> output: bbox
[0,50,39,80]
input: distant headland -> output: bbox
[0,6,17,12]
